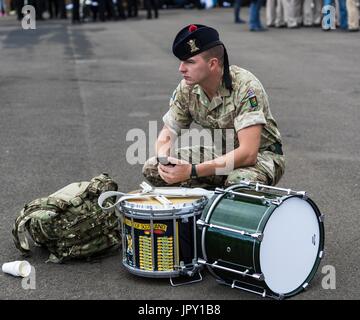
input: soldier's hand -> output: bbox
[158,157,192,184]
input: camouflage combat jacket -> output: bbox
[163,65,283,158]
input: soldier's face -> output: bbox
[178,54,211,85]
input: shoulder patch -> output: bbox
[249,96,258,108]
[247,88,256,98]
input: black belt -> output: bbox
[265,142,283,155]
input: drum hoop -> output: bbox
[121,208,204,220]
[256,195,325,297]
[120,196,207,212]
[122,259,181,278]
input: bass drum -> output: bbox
[197,182,325,299]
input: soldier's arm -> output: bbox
[196,124,263,177]
[155,125,177,157]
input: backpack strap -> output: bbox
[12,197,69,253]
[88,173,118,197]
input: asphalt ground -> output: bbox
[0,8,359,301]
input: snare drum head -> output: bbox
[259,197,323,295]
[122,190,206,217]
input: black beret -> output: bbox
[172,24,223,61]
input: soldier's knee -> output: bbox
[272,162,285,186]
[224,169,269,187]
[142,157,158,180]
[142,157,157,173]
[142,157,166,187]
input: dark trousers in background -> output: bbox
[144,0,158,19]
[99,0,117,21]
[127,0,138,17]
[32,0,45,20]
[249,0,265,29]
[72,0,80,22]
[234,0,243,22]
[14,0,24,20]
[58,0,67,18]
[116,0,126,19]
[47,0,58,18]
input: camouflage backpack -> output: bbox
[12,173,121,263]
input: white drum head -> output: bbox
[259,197,321,295]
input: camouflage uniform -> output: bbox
[143,65,285,188]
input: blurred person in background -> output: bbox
[346,0,359,30]
[72,0,81,23]
[323,0,348,29]
[249,0,267,31]
[98,0,117,21]
[234,0,246,24]
[303,0,322,26]
[287,0,302,28]
[4,0,11,15]
[115,0,126,19]
[266,0,276,26]
[0,0,5,16]
[127,0,138,17]
[267,0,288,28]
[58,0,67,18]
[14,0,24,20]
[144,0,158,19]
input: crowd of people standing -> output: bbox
[0,0,359,32]
[0,0,160,22]
[235,0,359,31]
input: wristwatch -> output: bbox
[190,164,198,179]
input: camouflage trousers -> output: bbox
[142,146,285,189]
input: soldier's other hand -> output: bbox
[158,157,191,184]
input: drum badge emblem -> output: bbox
[126,234,134,255]
[187,39,199,53]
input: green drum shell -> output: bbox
[200,186,325,299]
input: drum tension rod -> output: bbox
[239,181,307,198]
[196,219,263,242]
[198,258,264,281]
[215,188,270,206]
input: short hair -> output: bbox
[201,45,224,67]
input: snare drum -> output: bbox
[197,182,325,299]
[119,194,208,279]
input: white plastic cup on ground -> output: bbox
[2,260,32,277]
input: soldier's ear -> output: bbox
[208,57,219,70]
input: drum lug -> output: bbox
[251,233,263,242]
[215,187,225,194]
[319,214,325,223]
[271,199,283,206]
[196,219,206,229]
[170,271,203,287]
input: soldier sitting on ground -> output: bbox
[143,24,285,189]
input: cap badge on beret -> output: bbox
[187,39,199,53]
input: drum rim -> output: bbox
[120,196,208,216]
[256,195,325,297]
[122,259,181,278]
